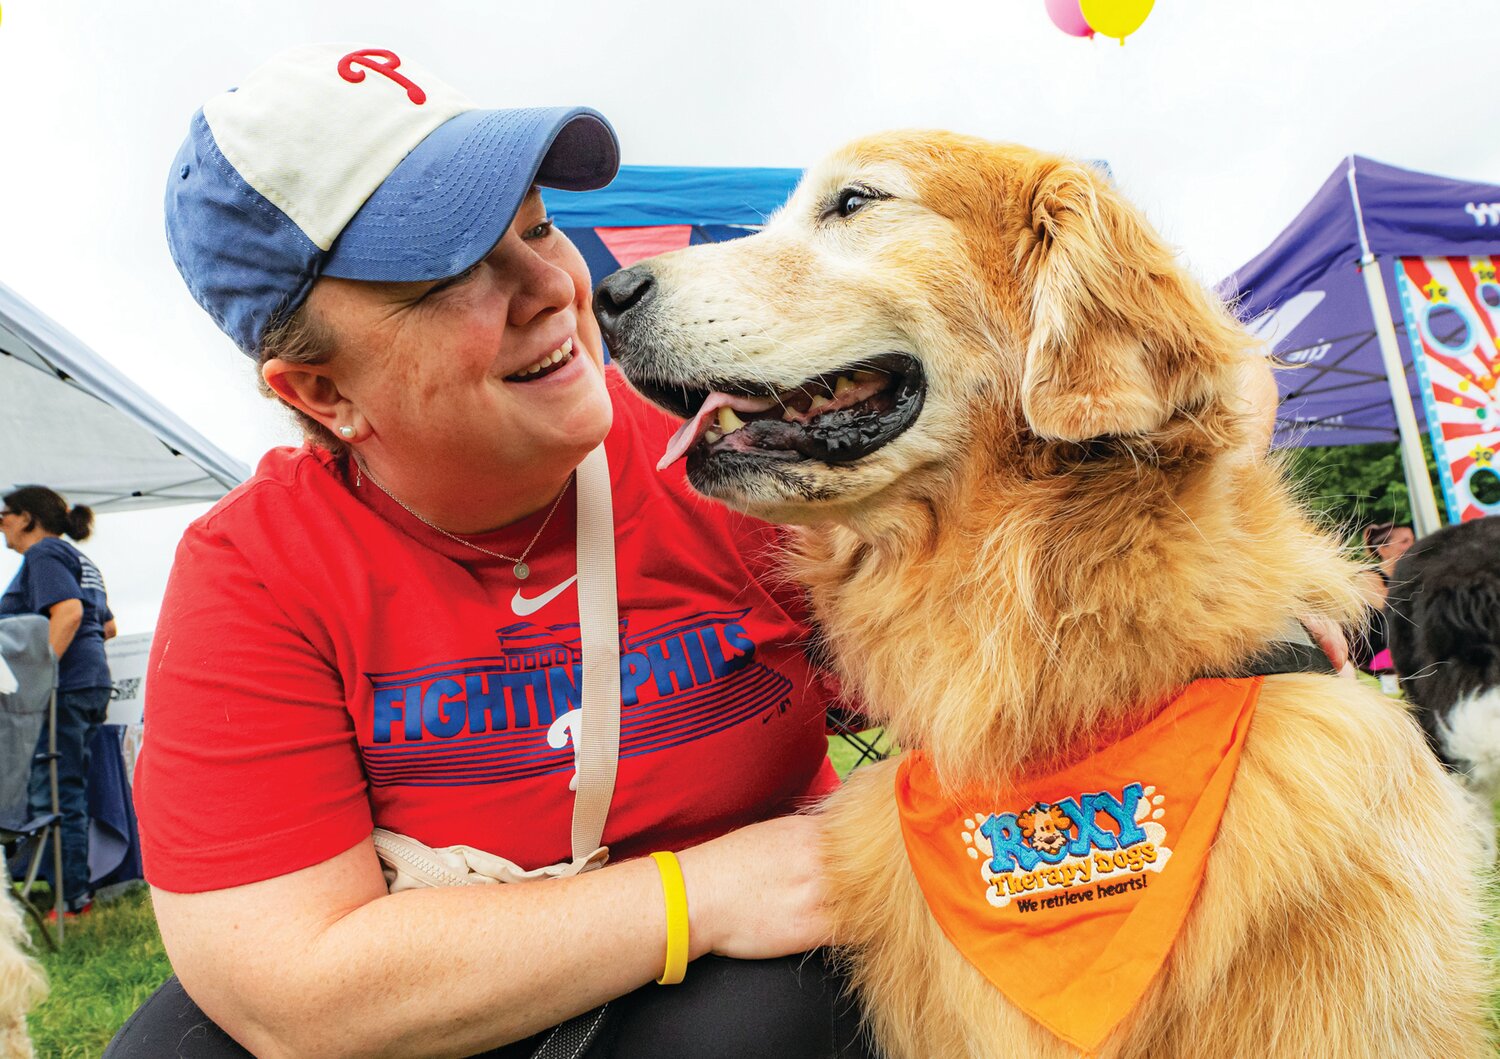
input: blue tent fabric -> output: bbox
[1219,156,1500,448]
[545,165,802,228]
[545,166,802,289]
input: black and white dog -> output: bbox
[1387,515,1500,800]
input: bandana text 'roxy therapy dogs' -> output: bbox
[895,676,1263,1054]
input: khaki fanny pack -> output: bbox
[371,829,612,891]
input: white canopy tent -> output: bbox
[0,280,247,893]
[0,280,247,510]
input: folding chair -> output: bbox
[827,705,891,770]
[0,613,65,949]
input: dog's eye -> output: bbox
[838,190,871,217]
[824,186,884,221]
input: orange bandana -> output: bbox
[895,677,1263,1055]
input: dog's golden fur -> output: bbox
[611,132,1494,1056]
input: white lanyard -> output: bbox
[567,443,621,866]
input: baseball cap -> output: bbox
[165,44,620,357]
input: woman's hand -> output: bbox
[1301,614,1354,677]
[677,813,831,961]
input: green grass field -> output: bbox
[15,731,1497,1056]
[23,885,172,1058]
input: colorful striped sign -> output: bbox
[1395,255,1500,523]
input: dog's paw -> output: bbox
[1136,787,1168,845]
[962,816,990,860]
[1133,785,1166,823]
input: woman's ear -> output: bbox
[261,359,357,436]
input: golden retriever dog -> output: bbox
[0,886,45,1059]
[595,132,1494,1057]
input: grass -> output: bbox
[13,732,1496,1054]
[22,884,172,1058]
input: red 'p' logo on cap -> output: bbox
[337,48,426,105]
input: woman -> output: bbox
[0,485,116,917]
[110,45,861,1059]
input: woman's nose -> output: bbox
[592,266,657,343]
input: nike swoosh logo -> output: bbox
[510,574,579,617]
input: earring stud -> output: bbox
[338,425,356,439]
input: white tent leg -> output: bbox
[1359,254,1443,537]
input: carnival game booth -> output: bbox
[1,279,248,893]
[1218,156,1500,533]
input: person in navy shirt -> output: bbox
[1,485,117,915]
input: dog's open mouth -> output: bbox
[632,353,926,471]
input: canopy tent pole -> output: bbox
[1345,158,1442,536]
[1356,254,1442,536]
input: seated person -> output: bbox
[109,44,868,1059]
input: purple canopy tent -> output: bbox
[1219,156,1500,535]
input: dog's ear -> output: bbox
[1019,161,1223,443]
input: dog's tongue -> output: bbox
[657,392,776,471]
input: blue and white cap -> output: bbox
[165,44,620,356]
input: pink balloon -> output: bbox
[1045,0,1095,37]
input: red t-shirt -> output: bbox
[135,370,838,893]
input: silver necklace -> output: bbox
[353,455,570,580]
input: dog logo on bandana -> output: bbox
[1016,803,1072,856]
[960,784,1172,909]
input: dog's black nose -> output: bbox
[593,266,656,340]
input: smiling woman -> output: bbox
[265,188,614,535]
[107,43,872,1059]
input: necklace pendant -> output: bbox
[513,561,530,580]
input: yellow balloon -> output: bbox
[1080,0,1155,43]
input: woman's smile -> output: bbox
[504,335,578,382]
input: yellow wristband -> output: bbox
[650,851,689,985]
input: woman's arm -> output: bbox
[103,618,118,640]
[46,598,83,659]
[153,813,829,1059]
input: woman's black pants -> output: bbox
[103,950,877,1058]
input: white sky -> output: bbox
[2,0,1497,633]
